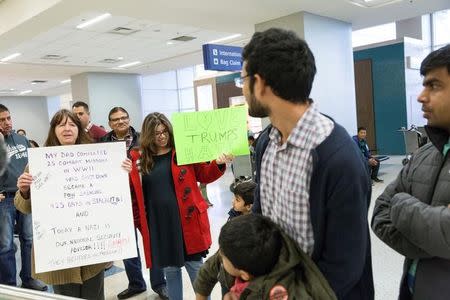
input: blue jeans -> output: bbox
[164,259,205,300]
[123,232,147,291]
[123,230,166,292]
[0,195,33,285]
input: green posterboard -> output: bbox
[172,106,250,165]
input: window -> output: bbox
[352,22,396,48]
[432,9,450,49]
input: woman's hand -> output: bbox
[216,153,234,165]
[121,158,132,173]
[17,172,33,197]
[0,193,5,202]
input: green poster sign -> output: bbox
[172,106,250,165]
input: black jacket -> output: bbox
[100,126,140,157]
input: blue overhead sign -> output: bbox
[202,44,243,71]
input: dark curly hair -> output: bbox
[242,28,316,104]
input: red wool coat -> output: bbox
[129,150,225,268]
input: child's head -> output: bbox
[230,178,256,214]
[219,214,282,281]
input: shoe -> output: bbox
[117,288,146,299]
[372,177,384,183]
[105,261,114,270]
[21,279,48,291]
[154,286,169,300]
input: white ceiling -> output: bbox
[0,0,448,97]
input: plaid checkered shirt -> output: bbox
[260,103,334,254]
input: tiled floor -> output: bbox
[13,156,405,300]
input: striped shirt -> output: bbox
[260,103,334,254]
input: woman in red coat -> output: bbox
[129,112,231,300]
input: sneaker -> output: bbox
[372,177,383,183]
[117,288,146,299]
[154,286,169,300]
[21,279,48,291]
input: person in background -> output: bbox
[372,44,450,300]
[352,127,383,183]
[72,101,107,141]
[28,140,39,148]
[241,28,374,300]
[0,104,47,291]
[101,107,168,300]
[129,112,232,300]
[194,179,257,298]
[16,129,26,136]
[15,109,131,300]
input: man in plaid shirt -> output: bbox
[238,28,374,300]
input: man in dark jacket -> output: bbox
[372,44,450,300]
[352,127,383,182]
[239,28,374,300]
[100,107,168,299]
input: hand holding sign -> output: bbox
[17,171,33,198]
[216,153,234,165]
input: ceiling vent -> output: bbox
[108,27,140,35]
[31,80,47,84]
[41,54,67,60]
[99,58,122,64]
[171,35,196,42]
[348,0,404,8]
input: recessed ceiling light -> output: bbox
[76,13,111,29]
[0,53,21,62]
[208,34,242,44]
[117,61,141,68]
[117,57,124,60]
[60,79,71,84]
[166,41,175,45]
[9,88,15,91]
[348,0,404,7]
[19,90,32,95]
[31,82,37,85]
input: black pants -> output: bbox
[53,270,104,300]
[370,158,380,179]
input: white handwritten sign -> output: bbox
[28,142,136,273]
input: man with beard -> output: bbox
[238,28,374,300]
[372,44,450,300]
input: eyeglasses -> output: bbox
[110,116,129,123]
[234,75,250,88]
[155,130,168,137]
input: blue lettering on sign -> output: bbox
[202,44,243,71]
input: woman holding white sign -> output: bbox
[14,109,132,300]
[129,112,232,300]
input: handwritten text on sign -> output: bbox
[28,142,136,273]
[172,106,249,165]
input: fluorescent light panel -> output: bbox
[76,13,111,29]
[60,79,71,84]
[19,90,32,95]
[348,0,404,7]
[117,61,141,68]
[1,53,21,62]
[209,34,242,44]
